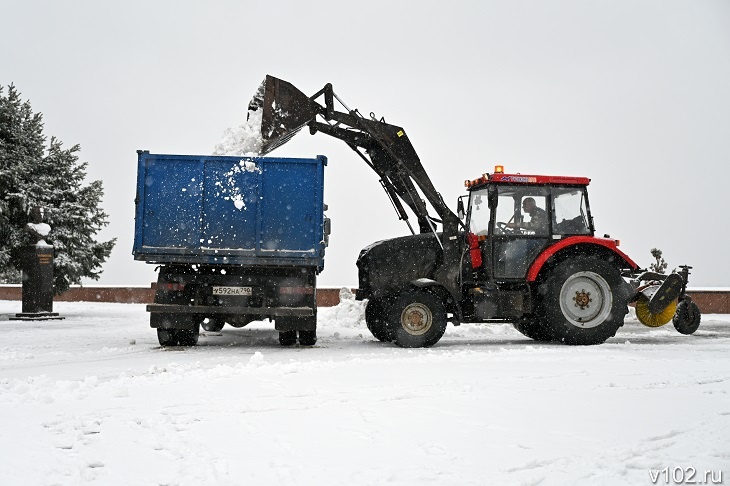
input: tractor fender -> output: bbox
[409,278,462,323]
[526,236,638,282]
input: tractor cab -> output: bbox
[464,167,594,281]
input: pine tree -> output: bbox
[649,248,668,274]
[0,84,115,293]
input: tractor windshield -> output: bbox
[468,186,551,236]
[468,185,591,237]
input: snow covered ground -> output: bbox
[1,292,728,485]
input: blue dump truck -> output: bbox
[133,151,329,347]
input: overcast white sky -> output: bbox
[2,0,729,287]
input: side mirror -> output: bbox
[456,198,465,220]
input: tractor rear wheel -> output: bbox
[365,298,391,342]
[513,318,553,342]
[387,290,447,348]
[537,256,627,345]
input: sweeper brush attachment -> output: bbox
[636,297,677,327]
[634,272,686,328]
[247,75,319,155]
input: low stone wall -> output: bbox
[687,290,730,314]
[0,284,352,307]
[0,285,728,313]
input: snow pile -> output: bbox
[213,109,263,156]
[318,288,366,330]
[446,322,520,338]
[248,351,265,366]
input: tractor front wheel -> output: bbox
[388,290,447,348]
[365,298,391,342]
[537,256,627,345]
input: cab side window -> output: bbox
[553,189,590,235]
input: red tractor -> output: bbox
[249,76,701,347]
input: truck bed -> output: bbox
[133,151,327,269]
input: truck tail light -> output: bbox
[279,286,314,295]
[161,282,186,292]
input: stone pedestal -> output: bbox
[11,244,64,321]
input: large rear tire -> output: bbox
[365,298,391,342]
[537,256,627,345]
[388,290,447,348]
[513,318,553,341]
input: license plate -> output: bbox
[212,286,252,296]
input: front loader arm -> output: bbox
[249,75,460,243]
[309,120,432,233]
[248,75,463,294]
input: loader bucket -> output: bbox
[248,75,318,155]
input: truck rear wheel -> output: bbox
[388,290,447,348]
[154,314,200,346]
[537,256,626,345]
[177,325,200,346]
[365,298,391,342]
[276,313,317,346]
[201,317,225,332]
[279,330,298,346]
[157,328,178,346]
[298,330,317,346]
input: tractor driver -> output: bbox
[506,197,548,234]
